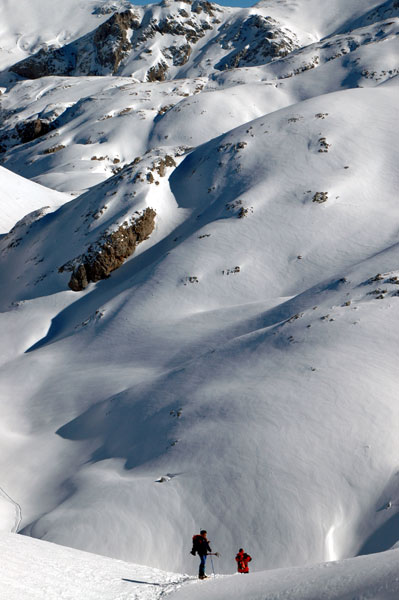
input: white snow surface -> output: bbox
[1,0,399,598]
[1,532,399,600]
[0,166,69,233]
[0,532,191,600]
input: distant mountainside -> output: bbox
[0,0,398,585]
[1,0,397,194]
[7,2,301,80]
[0,0,133,72]
[5,0,398,82]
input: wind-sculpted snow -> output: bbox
[0,76,206,193]
[254,0,394,39]
[0,0,399,595]
[1,86,399,576]
[333,0,399,35]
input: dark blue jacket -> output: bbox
[192,535,212,556]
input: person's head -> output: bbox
[200,530,207,537]
[239,548,243,553]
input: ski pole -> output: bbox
[210,555,215,578]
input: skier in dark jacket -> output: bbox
[191,530,212,579]
[235,548,252,573]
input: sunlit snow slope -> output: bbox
[2,533,399,600]
[0,0,398,588]
[0,166,69,233]
[0,533,190,600]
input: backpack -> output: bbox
[191,534,203,555]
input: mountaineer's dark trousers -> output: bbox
[199,554,207,578]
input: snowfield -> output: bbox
[0,165,70,233]
[0,0,398,598]
[1,533,399,600]
[0,533,191,600]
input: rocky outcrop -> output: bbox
[10,48,54,79]
[153,14,212,43]
[67,208,156,291]
[147,61,169,82]
[215,15,299,71]
[93,10,140,73]
[10,10,140,79]
[163,43,192,66]
[15,119,53,144]
[8,1,298,81]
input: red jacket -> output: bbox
[236,551,252,573]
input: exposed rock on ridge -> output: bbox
[11,10,140,78]
[215,14,299,71]
[15,118,53,144]
[66,207,156,291]
[93,10,139,73]
[8,2,299,81]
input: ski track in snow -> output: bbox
[0,533,198,600]
[0,485,22,533]
[2,533,399,600]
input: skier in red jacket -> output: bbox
[235,548,252,573]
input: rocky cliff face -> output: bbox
[66,207,156,291]
[92,10,141,73]
[9,1,299,81]
[215,14,298,70]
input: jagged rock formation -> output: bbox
[11,10,140,78]
[147,61,169,82]
[8,2,299,81]
[66,208,156,291]
[92,11,140,73]
[215,14,298,70]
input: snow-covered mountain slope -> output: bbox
[0,166,69,233]
[0,532,190,600]
[174,549,399,600]
[0,0,132,72]
[1,84,398,575]
[1,0,397,196]
[2,532,399,600]
[0,75,206,192]
[6,2,301,81]
[0,0,399,593]
[7,0,399,84]
[254,0,398,39]
[4,0,397,84]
